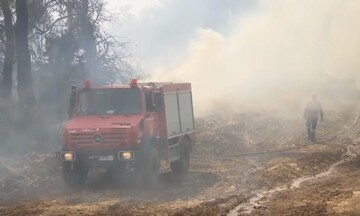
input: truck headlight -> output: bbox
[62,152,75,161]
[118,151,134,160]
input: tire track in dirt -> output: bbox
[0,101,359,215]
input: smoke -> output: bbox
[150,0,360,116]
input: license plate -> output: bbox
[99,155,114,161]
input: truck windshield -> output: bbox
[77,89,142,115]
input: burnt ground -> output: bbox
[0,100,360,216]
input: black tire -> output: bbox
[171,139,191,175]
[62,162,88,189]
[141,147,160,188]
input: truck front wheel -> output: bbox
[62,162,88,189]
[140,147,160,188]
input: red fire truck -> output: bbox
[59,79,195,187]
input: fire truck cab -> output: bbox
[60,79,195,187]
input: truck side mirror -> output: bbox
[68,86,76,119]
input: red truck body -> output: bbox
[60,80,195,187]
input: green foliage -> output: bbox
[0,100,22,137]
[0,100,63,155]
[0,100,27,154]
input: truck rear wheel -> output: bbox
[171,139,191,175]
[62,162,88,189]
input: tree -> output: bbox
[79,0,98,81]
[15,0,35,106]
[25,0,138,114]
[1,0,15,99]
[29,0,137,85]
[0,0,140,153]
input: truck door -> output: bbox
[144,91,157,136]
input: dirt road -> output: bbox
[0,100,359,216]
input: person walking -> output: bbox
[304,95,323,142]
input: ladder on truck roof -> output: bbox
[137,82,190,88]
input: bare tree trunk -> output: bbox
[1,0,15,100]
[79,0,99,83]
[15,0,35,106]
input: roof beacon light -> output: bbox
[84,80,91,88]
[130,78,138,87]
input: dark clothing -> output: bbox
[304,101,323,121]
[304,100,323,142]
[306,118,318,141]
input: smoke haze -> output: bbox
[146,0,360,116]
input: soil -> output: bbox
[0,99,360,216]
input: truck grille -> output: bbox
[69,128,128,145]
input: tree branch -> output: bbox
[30,15,68,36]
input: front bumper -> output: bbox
[58,149,138,169]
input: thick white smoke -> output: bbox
[150,0,360,116]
